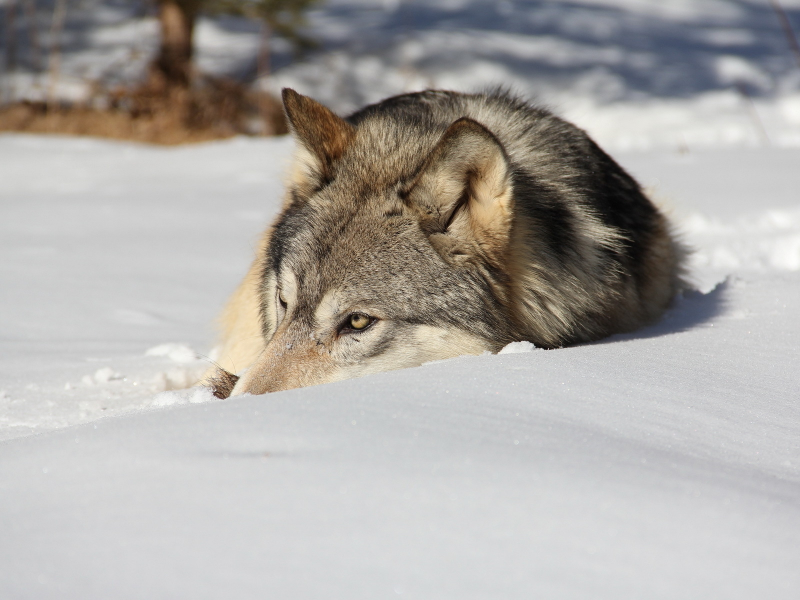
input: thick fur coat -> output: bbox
[205,89,685,397]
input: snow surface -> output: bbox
[2,0,800,596]
[0,134,293,440]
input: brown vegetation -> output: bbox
[0,0,319,145]
[0,77,288,145]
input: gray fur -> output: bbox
[211,88,686,396]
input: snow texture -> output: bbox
[1,0,800,597]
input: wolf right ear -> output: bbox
[282,89,356,192]
[408,118,514,259]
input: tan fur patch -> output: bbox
[231,323,491,395]
[636,212,688,323]
[355,325,492,375]
[313,289,342,329]
[286,145,322,200]
[200,229,271,381]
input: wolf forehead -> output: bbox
[268,199,425,291]
[265,101,480,272]
[265,199,503,329]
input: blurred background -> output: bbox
[1,0,799,149]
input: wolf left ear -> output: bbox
[282,88,355,190]
[408,118,514,256]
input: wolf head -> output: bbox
[230,89,520,395]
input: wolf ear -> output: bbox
[408,118,513,256]
[282,88,355,190]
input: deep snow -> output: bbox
[1,305,799,598]
[1,271,799,598]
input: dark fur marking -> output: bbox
[206,368,240,399]
[442,191,470,233]
[511,169,578,262]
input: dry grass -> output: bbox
[0,77,288,145]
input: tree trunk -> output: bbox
[26,0,41,72]
[152,0,199,89]
[46,0,67,108]
[257,22,271,80]
[5,0,18,74]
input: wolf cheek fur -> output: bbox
[203,88,685,398]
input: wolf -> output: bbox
[204,88,685,398]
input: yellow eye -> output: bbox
[349,313,372,330]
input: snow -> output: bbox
[1,270,799,597]
[145,343,201,364]
[498,340,538,353]
[0,134,292,439]
[2,0,800,596]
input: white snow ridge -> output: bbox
[1,0,800,597]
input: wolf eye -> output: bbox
[340,313,376,334]
[350,314,371,329]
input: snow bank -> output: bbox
[261,0,800,150]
